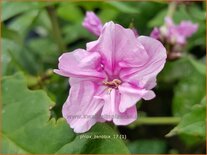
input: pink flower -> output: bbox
[82,11,103,36]
[165,17,198,44]
[131,28,139,37]
[83,11,139,37]
[150,27,161,40]
[151,17,198,45]
[55,22,167,133]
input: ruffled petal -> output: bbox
[62,78,105,133]
[113,105,137,125]
[99,89,137,125]
[101,89,116,121]
[118,83,155,112]
[88,22,147,75]
[54,49,105,80]
[120,36,166,88]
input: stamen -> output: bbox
[103,79,122,89]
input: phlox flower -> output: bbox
[83,11,139,37]
[150,17,198,45]
[55,22,166,133]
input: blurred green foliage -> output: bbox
[1,1,206,154]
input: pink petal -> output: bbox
[88,21,148,75]
[82,11,103,36]
[54,49,105,80]
[100,89,137,125]
[86,40,99,51]
[132,28,139,37]
[176,21,198,37]
[62,78,105,133]
[118,83,155,112]
[165,17,174,27]
[113,105,137,125]
[101,89,116,121]
[120,36,166,88]
[164,17,198,45]
[150,27,161,40]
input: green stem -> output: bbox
[167,2,177,18]
[27,69,53,89]
[129,117,181,128]
[46,6,66,52]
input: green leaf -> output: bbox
[106,1,138,14]
[27,38,58,64]
[172,57,206,116]
[160,56,206,145]
[63,23,91,44]
[75,2,103,10]
[1,24,22,44]
[166,97,206,139]
[188,56,206,75]
[2,39,39,75]
[159,56,206,84]
[35,10,52,32]
[9,10,40,38]
[116,2,165,34]
[1,73,129,154]
[57,3,83,23]
[2,1,50,21]
[148,4,201,26]
[127,139,167,154]
[148,8,167,27]
[158,58,188,83]
[188,5,206,21]
[99,8,119,23]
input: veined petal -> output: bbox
[101,89,116,121]
[120,36,166,88]
[54,49,105,80]
[118,83,155,112]
[88,21,147,75]
[62,78,105,133]
[100,89,137,125]
[113,105,137,125]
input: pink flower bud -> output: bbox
[82,11,103,36]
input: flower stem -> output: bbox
[167,2,177,18]
[46,6,66,52]
[129,117,181,128]
[27,69,53,89]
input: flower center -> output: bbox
[102,79,122,89]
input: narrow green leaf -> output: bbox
[57,3,83,23]
[99,9,119,23]
[9,10,40,38]
[1,24,22,44]
[106,2,138,14]
[148,9,167,27]
[187,57,206,75]
[2,1,58,21]
[2,39,39,75]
